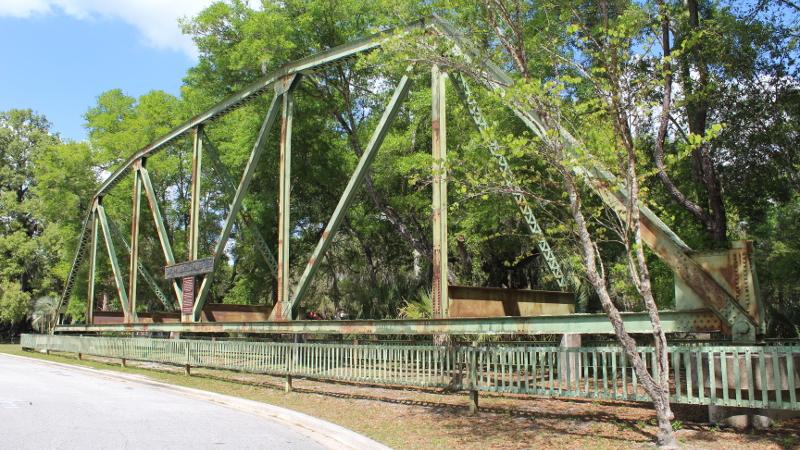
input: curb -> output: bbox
[1,352,391,450]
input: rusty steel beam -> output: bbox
[128,161,143,317]
[59,17,758,340]
[188,127,203,262]
[91,304,272,324]
[431,65,449,318]
[55,309,720,335]
[427,16,758,338]
[448,286,575,318]
[273,82,294,321]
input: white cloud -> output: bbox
[0,0,238,58]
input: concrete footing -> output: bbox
[559,334,581,384]
[285,375,293,393]
[121,358,127,368]
[184,364,191,376]
[469,390,479,414]
[709,405,800,430]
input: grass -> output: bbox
[2,344,799,449]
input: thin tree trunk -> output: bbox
[563,169,678,447]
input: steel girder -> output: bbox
[57,16,759,339]
[56,309,719,335]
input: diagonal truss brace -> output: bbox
[279,73,412,319]
[201,132,278,277]
[429,17,757,337]
[451,73,568,290]
[192,84,289,321]
[96,204,132,320]
[138,164,183,307]
[106,217,172,310]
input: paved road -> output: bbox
[0,354,363,449]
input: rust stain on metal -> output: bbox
[181,277,195,314]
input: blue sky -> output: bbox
[0,0,221,141]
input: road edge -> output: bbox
[0,351,391,450]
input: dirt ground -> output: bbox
[3,345,799,449]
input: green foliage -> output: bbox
[0,281,30,324]
[30,296,59,334]
[398,289,433,319]
[1,0,798,334]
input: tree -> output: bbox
[403,1,681,445]
[0,109,59,328]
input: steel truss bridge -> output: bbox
[54,16,764,341]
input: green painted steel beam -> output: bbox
[91,24,420,199]
[138,164,182,307]
[285,74,412,316]
[54,309,720,335]
[192,89,286,321]
[58,207,94,314]
[188,127,203,261]
[452,73,568,290]
[96,204,132,320]
[201,132,278,276]
[106,217,172,311]
[431,66,449,318]
[274,86,294,320]
[86,208,98,323]
[59,16,757,339]
[128,164,143,316]
[426,16,757,338]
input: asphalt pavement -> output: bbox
[0,353,386,450]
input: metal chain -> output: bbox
[453,73,567,290]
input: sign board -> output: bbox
[181,277,195,314]
[165,258,215,279]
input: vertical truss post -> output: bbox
[189,126,203,260]
[284,73,412,317]
[96,202,131,320]
[128,160,143,318]
[192,88,287,321]
[139,163,182,307]
[431,65,449,318]
[184,126,203,322]
[86,202,99,324]
[275,82,294,320]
